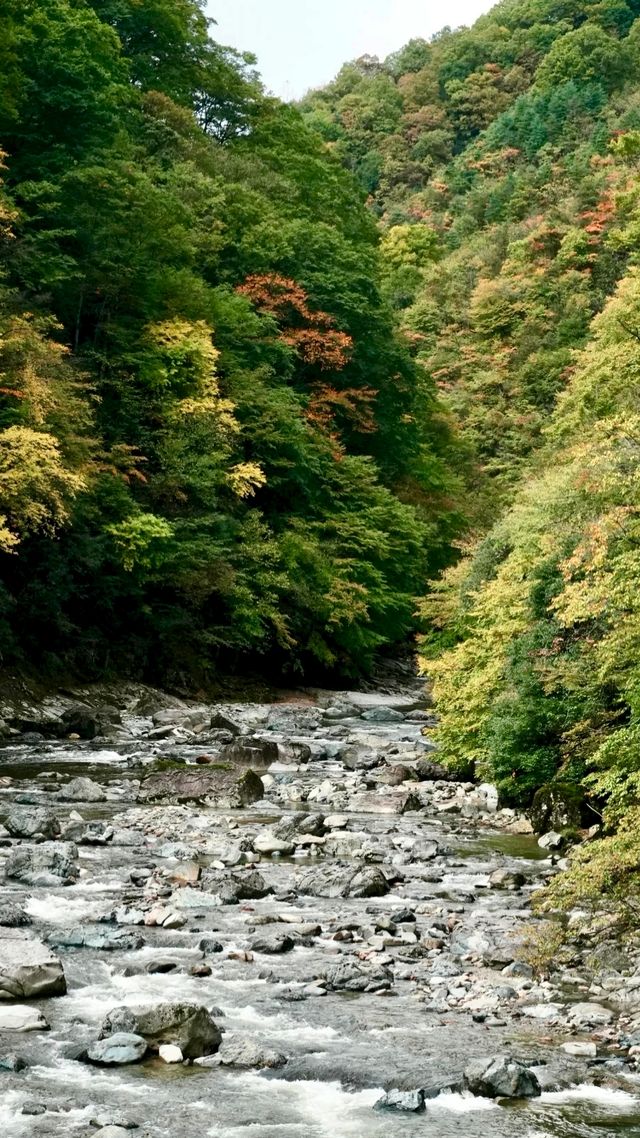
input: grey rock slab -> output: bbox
[0,931,66,998]
[47,927,145,951]
[562,1041,597,1057]
[0,1005,49,1032]
[86,1033,147,1065]
[138,766,264,806]
[568,1002,614,1026]
[215,1037,287,1069]
[360,707,406,723]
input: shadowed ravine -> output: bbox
[0,682,639,1137]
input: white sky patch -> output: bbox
[208,0,493,99]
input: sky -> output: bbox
[208,1,493,100]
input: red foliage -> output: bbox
[306,384,378,436]
[238,274,379,446]
[581,191,616,240]
[237,273,353,371]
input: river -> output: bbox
[0,681,639,1137]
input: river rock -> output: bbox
[324,814,349,829]
[86,1033,148,1065]
[464,1055,541,1098]
[415,758,452,781]
[216,1037,287,1068]
[0,1053,28,1071]
[489,868,526,889]
[296,864,391,899]
[4,841,79,886]
[80,820,114,844]
[342,746,384,772]
[158,1044,183,1063]
[61,706,100,739]
[538,830,565,850]
[47,927,145,951]
[567,1002,614,1026]
[374,1089,425,1112]
[219,736,278,765]
[210,711,241,734]
[200,868,272,903]
[360,706,405,723]
[0,931,66,998]
[3,807,61,839]
[101,1002,222,1060]
[138,767,264,806]
[0,903,31,928]
[324,959,393,992]
[253,831,295,856]
[248,931,294,954]
[0,1005,49,1032]
[58,777,106,802]
[562,1041,597,1057]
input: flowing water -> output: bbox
[1,686,640,1137]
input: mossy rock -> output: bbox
[529,782,585,835]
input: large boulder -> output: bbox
[324,959,393,992]
[0,932,66,999]
[138,766,264,806]
[296,864,391,900]
[342,746,384,772]
[210,711,241,735]
[61,706,99,739]
[4,842,79,886]
[464,1056,541,1099]
[374,1089,425,1113]
[415,757,454,782]
[0,904,31,928]
[200,868,271,903]
[248,931,294,954]
[86,1034,147,1065]
[101,1002,221,1060]
[57,777,106,802]
[529,782,585,835]
[219,737,278,766]
[3,807,61,840]
[0,1005,49,1032]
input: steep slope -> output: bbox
[301,0,640,506]
[301,0,640,928]
[0,0,463,684]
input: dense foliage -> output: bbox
[300,0,640,916]
[0,0,463,684]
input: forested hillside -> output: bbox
[301,0,640,918]
[0,0,463,684]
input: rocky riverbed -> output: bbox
[0,679,640,1137]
